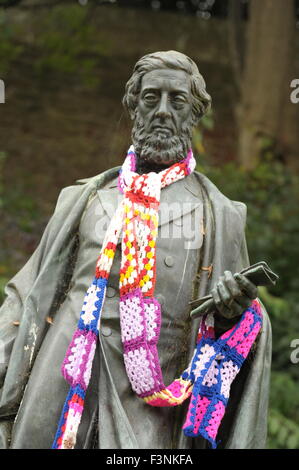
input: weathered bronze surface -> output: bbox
[0,51,271,449]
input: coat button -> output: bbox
[101,326,112,337]
[107,287,116,298]
[164,256,174,267]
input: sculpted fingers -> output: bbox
[212,277,243,319]
[234,273,258,300]
[212,271,257,319]
[218,275,233,308]
[223,270,242,298]
[211,285,230,318]
[211,285,221,311]
[219,273,243,317]
[217,291,244,318]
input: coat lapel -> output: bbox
[96,173,202,228]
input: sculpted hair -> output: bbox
[122,50,212,124]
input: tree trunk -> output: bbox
[228,0,245,94]
[238,0,298,170]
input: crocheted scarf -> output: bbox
[52,146,262,450]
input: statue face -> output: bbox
[137,68,192,139]
[132,68,194,171]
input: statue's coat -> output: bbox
[0,169,271,449]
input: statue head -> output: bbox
[122,50,211,172]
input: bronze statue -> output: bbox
[0,51,271,449]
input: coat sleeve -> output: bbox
[0,185,85,447]
[0,191,62,389]
[0,237,47,446]
[217,202,272,448]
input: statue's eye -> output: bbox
[143,93,158,103]
[172,94,187,105]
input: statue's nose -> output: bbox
[155,93,171,119]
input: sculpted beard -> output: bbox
[132,111,193,169]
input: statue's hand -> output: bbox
[211,270,258,319]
